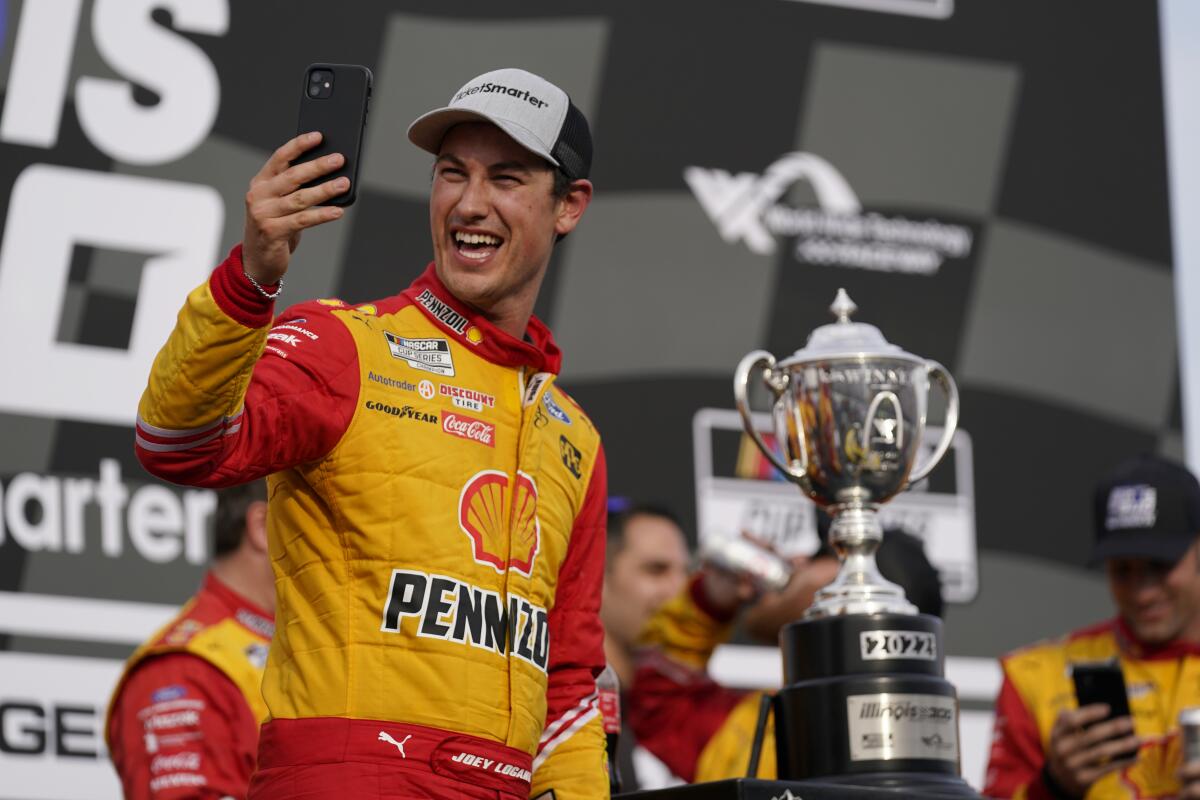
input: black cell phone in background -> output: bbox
[293,63,372,207]
[1071,660,1138,759]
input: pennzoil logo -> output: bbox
[459,470,540,576]
[416,289,483,345]
[380,568,549,673]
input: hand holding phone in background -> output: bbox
[241,64,372,286]
[1040,662,1142,797]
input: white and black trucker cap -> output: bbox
[407,68,592,180]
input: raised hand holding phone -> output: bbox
[242,63,372,286]
[1039,662,1143,796]
[242,132,347,285]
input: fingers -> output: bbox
[1078,715,1136,749]
[255,177,350,220]
[1051,708,1133,758]
[1180,760,1200,797]
[251,152,345,202]
[1047,706,1139,794]
[259,205,344,241]
[256,132,323,183]
[1063,732,1140,772]
[1075,756,1138,787]
[1065,703,1118,729]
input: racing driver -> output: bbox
[133,67,606,799]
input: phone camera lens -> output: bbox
[308,70,333,99]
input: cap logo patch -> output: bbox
[1107,485,1157,530]
[455,81,550,109]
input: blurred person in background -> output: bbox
[985,454,1200,799]
[107,481,273,800]
[627,525,942,783]
[600,499,691,790]
[602,500,691,688]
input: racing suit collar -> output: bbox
[204,572,275,638]
[404,263,563,374]
[1113,615,1200,660]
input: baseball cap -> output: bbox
[1091,453,1200,564]
[407,68,592,180]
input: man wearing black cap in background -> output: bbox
[134,67,606,799]
[986,454,1200,799]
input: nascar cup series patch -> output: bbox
[384,331,455,377]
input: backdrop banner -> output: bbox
[0,0,1174,795]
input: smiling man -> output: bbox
[985,454,1200,799]
[134,68,608,800]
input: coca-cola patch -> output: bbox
[442,412,495,447]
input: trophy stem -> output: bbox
[807,505,917,617]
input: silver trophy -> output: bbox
[733,289,959,617]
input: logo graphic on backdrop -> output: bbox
[684,152,973,276]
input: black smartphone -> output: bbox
[1072,660,1137,759]
[293,63,372,207]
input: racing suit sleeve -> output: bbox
[135,245,359,486]
[984,667,1056,800]
[626,577,752,782]
[107,653,260,800]
[530,446,609,799]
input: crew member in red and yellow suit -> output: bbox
[985,454,1200,799]
[986,620,1200,799]
[134,67,607,800]
[107,481,274,799]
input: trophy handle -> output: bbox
[734,351,807,481]
[907,359,960,484]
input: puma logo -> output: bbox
[378,730,412,757]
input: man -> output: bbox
[628,528,943,783]
[602,501,691,688]
[107,481,274,799]
[985,454,1200,799]
[600,500,691,790]
[134,68,607,799]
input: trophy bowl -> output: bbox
[733,289,959,616]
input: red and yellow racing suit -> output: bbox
[106,572,273,799]
[135,246,608,799]
[985,618,1200,799]
[627,577,777,783]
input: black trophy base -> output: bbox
[618,776,979,799]
[776,613,961,780]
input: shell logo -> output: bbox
[356,304,378,316]
[465,326,484,345]
[458,470,540,576]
